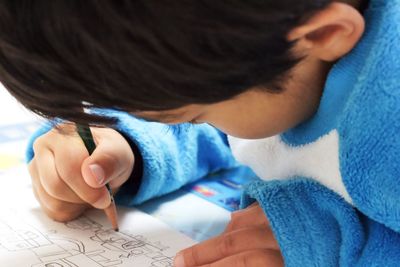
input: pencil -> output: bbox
[77,124,119,231]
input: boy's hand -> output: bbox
[174,203,283,267]
[28,124,134,222]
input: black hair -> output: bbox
[0,0,330,125]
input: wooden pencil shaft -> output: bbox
[76,124,119,231]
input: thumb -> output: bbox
[81,136,133,189]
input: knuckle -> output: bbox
[253,251,273,266]
[47,199,68,214]
[49,210,76,222]
[218,233,235,257]
[188,246,202,266]
[32,135,47,153]
[44,177,66,199]
[236,253,254,267]
[236,250,276,267]
[58,168,77,184]
[237,255,248,267]
[45,201,82,222]
[28,161,38,179]
[57,161,82,184]
[55,149,87,180]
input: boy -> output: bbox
[1,0,399,266]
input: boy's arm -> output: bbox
[26,110,238,206]
[111,111,238,205]
[242,178,400,267]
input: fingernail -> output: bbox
[89,164,105,185]
[174,253,185,267]
[93,193,110,209]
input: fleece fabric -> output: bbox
[26,0,400,265]
[237,0,400,265]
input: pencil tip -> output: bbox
[104,201,119,233]
[115,228,119,232]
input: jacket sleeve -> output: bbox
[26,110,238,206]
[242,178,400,267]
[110,111,238,205]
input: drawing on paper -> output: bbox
[0,214,173,267]
[67,216,173,267]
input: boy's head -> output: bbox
[0,1,365,138]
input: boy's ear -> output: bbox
[287,2,365,61]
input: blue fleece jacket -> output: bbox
[26,0,400,265]
[239,0,400,266]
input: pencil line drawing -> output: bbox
[0,214,173,267]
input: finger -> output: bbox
[225,204,269,233]
[195,249,283,267]
[34,145,84,204]
[52,136,111,209]
[30,160,88,222]
[81,128,134,189]
[177,226,279,266]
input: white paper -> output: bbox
[0,166,196,267]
